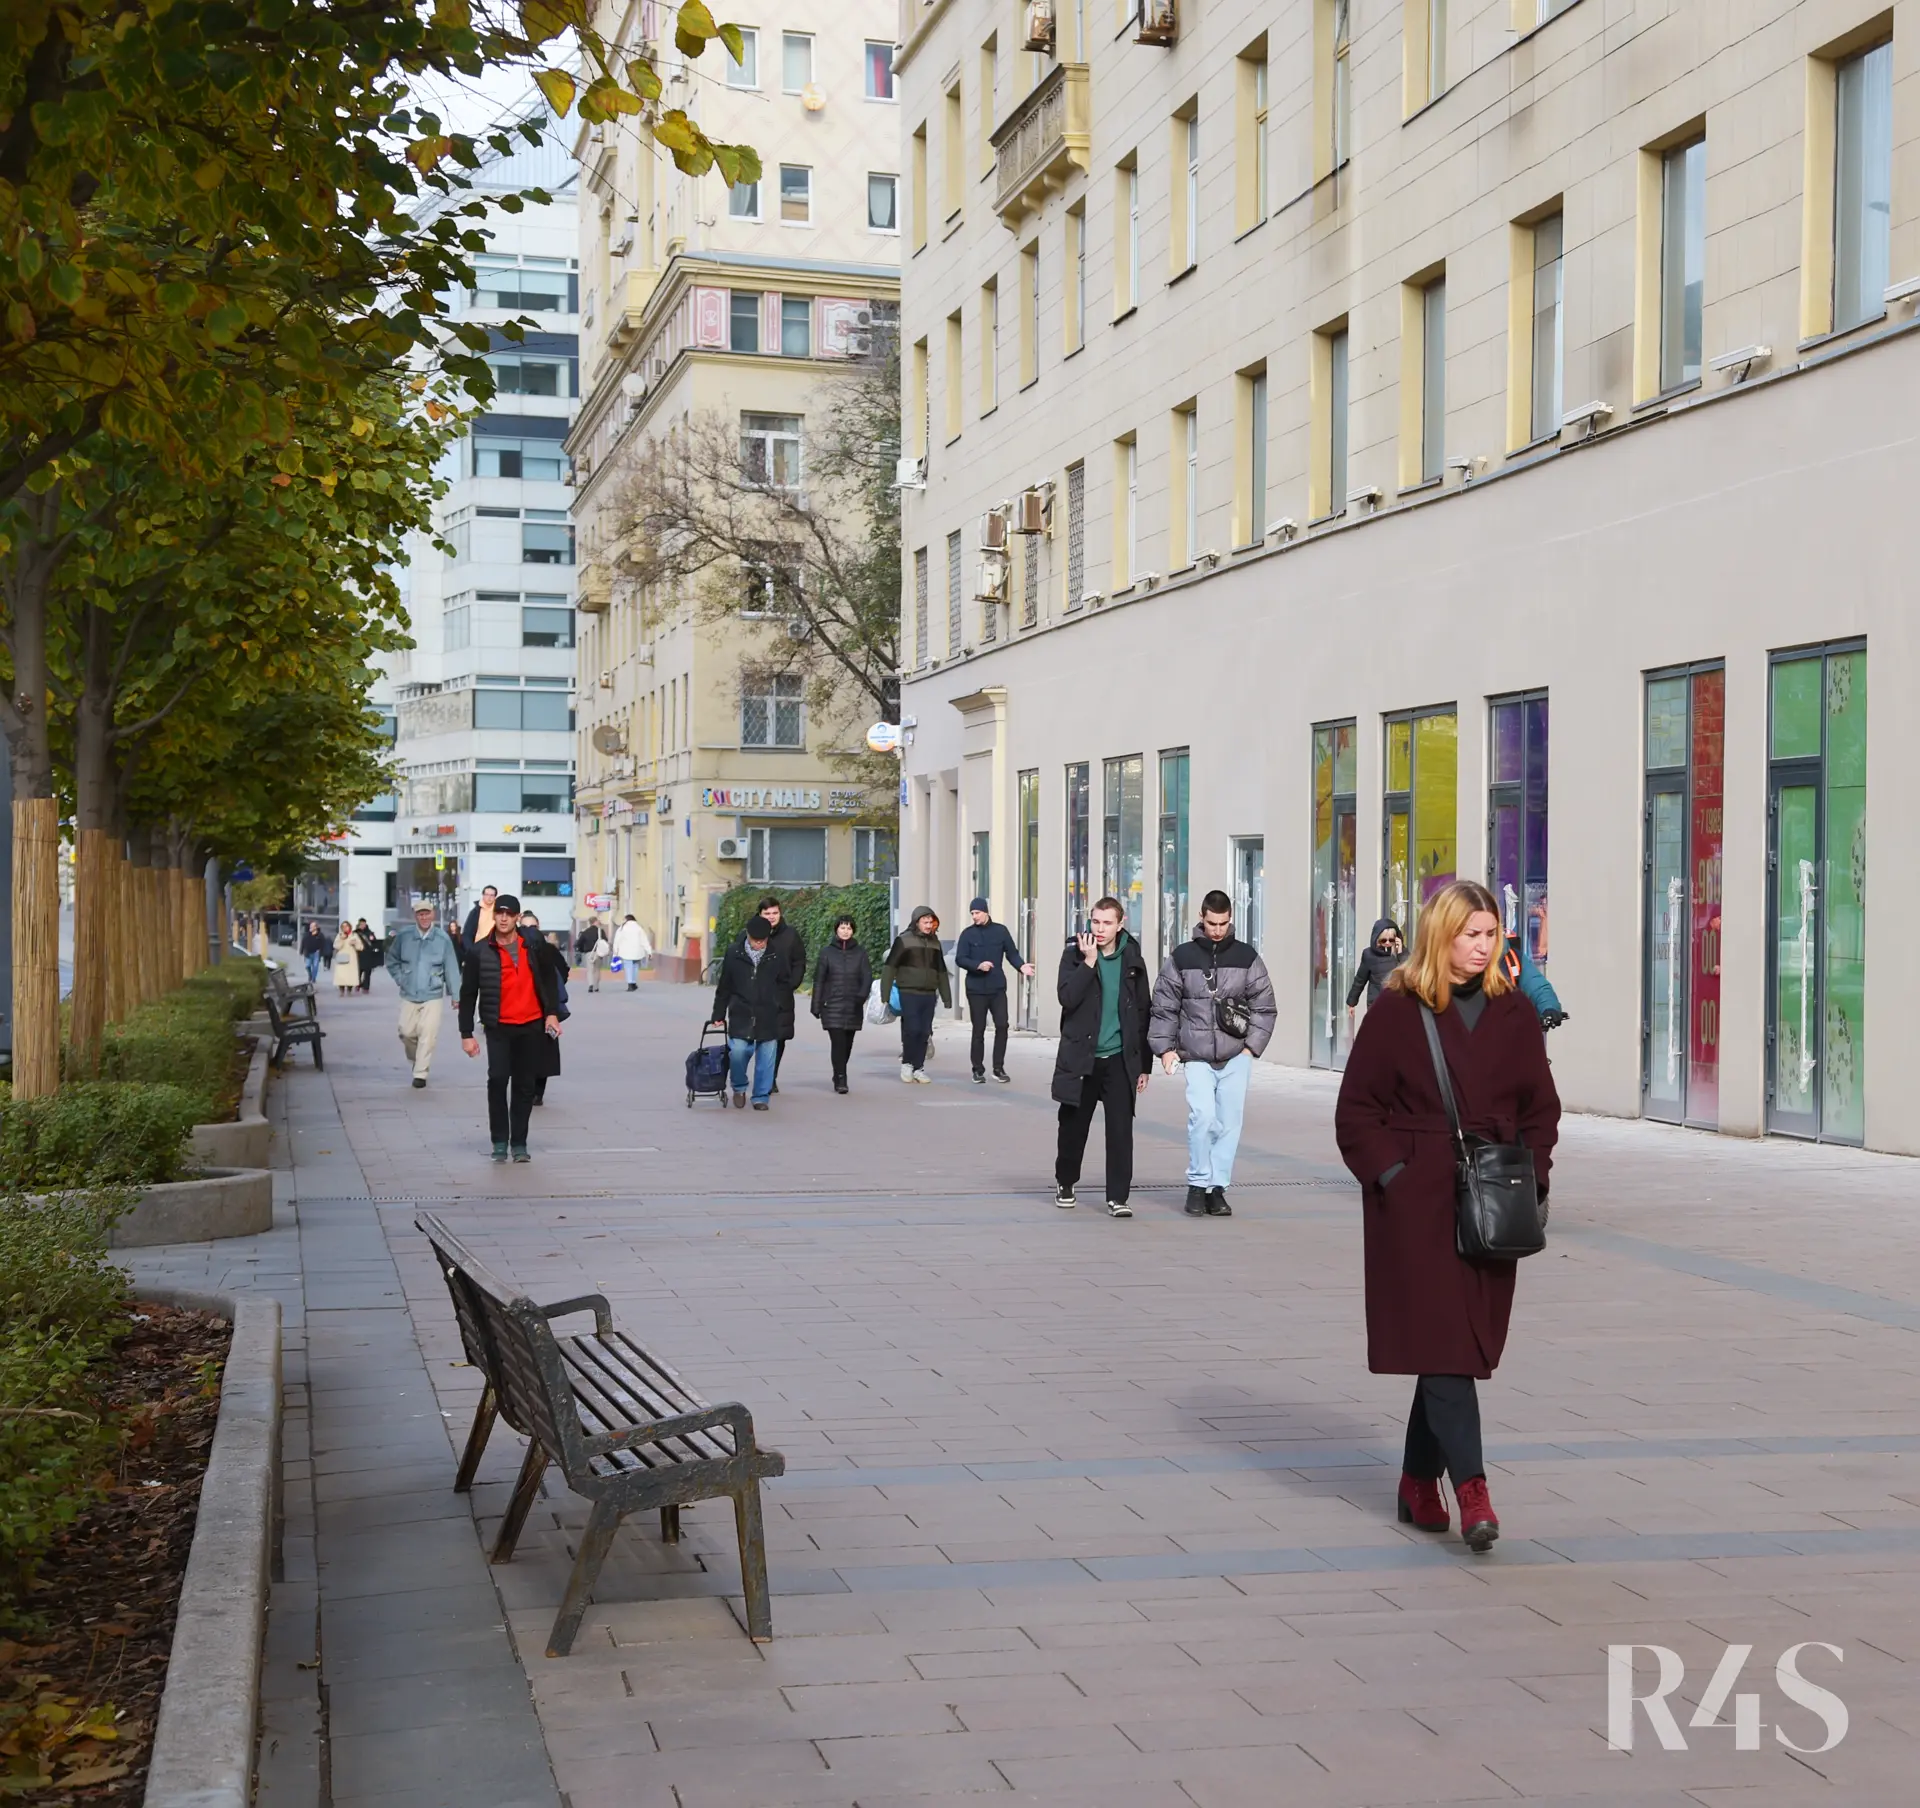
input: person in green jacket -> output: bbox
[880,906,952,1084]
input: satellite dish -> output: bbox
[591,723,627,754]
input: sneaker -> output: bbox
[993,1069,1012,1083]
[733,1090,747,1108]
[1054,1184,1076,1209]
[1396,1474,1450,1534]
[1206,1188,1233,1217]
[510,1145,531,1163]
[901,1064,915,1083]
[1184,1186,1209,1216]
[411,1077,427,1089]
[1455,1476,1500,1553]
[972,1069,986,1084]
[752,1100,770,1111]
[911,1069,931,1084]
[490,1142,509,1162]
[833,1076,848,1094]
[1106,1199,1134,1218]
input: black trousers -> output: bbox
[774,1034,791,1076]
[485,1021,546,1147]
[898,992,937,1068]
[968,990,1009,1074]
[827,1027,857,1081]
[1055,1055,1136,1203]
[1402,1376,1484,1484]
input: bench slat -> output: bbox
[557,1343,735,1468]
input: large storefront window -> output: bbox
[1310,721,1357,1069]
[1382,706,1457,941]
[1643,665,1724,1128]
[1767,644,1866,1143]
[1102,755,1145,927]
[1065,762,1090,935]
[1018,769,1040,1028]
[1488,693,1549,968]
[1156,749,1190,968]
[1232,837,1265,952]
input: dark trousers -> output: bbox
[1402,1376,1484,1484]
[485,1021,546,1147]
[774,1035,789,1077]
[968,990,1009,1074]
[827,1027,857,1081]
[899,992,937,1068]
[1055,1055,1136,1203]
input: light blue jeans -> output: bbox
[1184,1051,1251,1188]
[728,1037,777,1103]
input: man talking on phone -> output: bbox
[1051,896,1153,1217]
[458,893,563,1163]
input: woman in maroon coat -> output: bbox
[1335,879,1560,1552]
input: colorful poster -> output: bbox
[1688,668,1724,1125]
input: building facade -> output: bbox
[322,113,581,936]
[570,0,901,970]
[895,0,1920,1152]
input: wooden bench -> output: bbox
[266,960,317,1015]
[415,1211,785,1658]
[263,985,324,1069]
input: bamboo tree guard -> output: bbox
[107,849,133,1025]
[131,862,157,1006]
[12,797,60,1098]
[68,827,113,1074]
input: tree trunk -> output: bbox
[68,827,113,1074]
[11,798,60,1097]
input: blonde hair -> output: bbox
[1385,880,1513,1012]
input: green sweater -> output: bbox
[1095,940,1125,1057]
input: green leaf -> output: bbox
[533,66,576,116]
[716,22,744,63]
[47,263,83,305]
[625,57,663,101]
[16,236,44,280]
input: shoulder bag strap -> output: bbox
[1418,1003,1468,1163]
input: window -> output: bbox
[1171,403,1198,568]
[741,413,802,488]
[1488,691,1549,982]
[854,827,898,882]
[944,79,964,218]
[1172,106,1200,271]
[1834,42,1892,333]
[913,545,930,667]
[1382,706,1457,939]
[1066,203,1086,352]
[911,125,928,251]
[522,604,575,648]
[1065,762,1091,934]
[1232,837,1266,949]
[947,529,963,656]
[1530,211,1564,441]
[1238,45,1269,232]
[1406,0,1445,113]
[1310,723,1358,1068]
[945,310,963,439]
[1332,0,1352,171]
[1237,367,1267,545]
[1315,325,1349,517]
[443,603,471,651]
[868,172,899,232]
[1660,139,1706,390]
[1156,749,1190,971]
[473,434,568,481]
[1421,280,1446,482]
[1065,459,1084,609]
[865,40,895,99]
[729,179,760,220]
[779,165,811,224]
[476,770,575,813]
[471,262,577,312]
[1428,0,1446,98]
[979,39,998,176]
[729,27,758,87]
[740,672,805,748]
[1021,526,1039,630]
[1017,770,1040,1025]
[748,825,827,884]
[1019,239,1039,386]
[1115,158,1139,314]
[1113,435,1137,589]
[487,354,572,398]
[909,337,928,458]
[782,31,813,92]
[1102,755,1145,929]
[521,516,574,564]
[730,289,760,353]
[781,296,811,358]
[474,686,573,732]
[980,280,999,413]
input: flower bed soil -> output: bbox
[0,1305,231,1802]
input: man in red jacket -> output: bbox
[458,893,562,1162]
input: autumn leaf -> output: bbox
[532,67,575,116]
[674,0,717,56]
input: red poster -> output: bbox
[1688,669,1724,1124]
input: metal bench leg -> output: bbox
[453,1382,497,1493]
[732,1484,773,1643]
[659,1504,681,1543]
[491,1439,549,1563]
[547,1497,622,1659]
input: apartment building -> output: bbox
[320,111,581,936]
[570,0,902,973]
[896,0,1920,1152]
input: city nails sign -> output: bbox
[1608,1643,1847,1753]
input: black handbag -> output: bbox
[1204,948,1253,1040]
[1418,1004,1547,1261]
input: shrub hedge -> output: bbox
[709,883,892,987]
[96,963,261,1122]
[0,1083,205,1190]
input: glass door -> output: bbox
[1156,749,1191,969]
[1232,837,1265,952]
[1017,769,1039,1029]
[1768,772,1821,1137]
[1644,781,1688,1121]
[1311,722,1357,1068]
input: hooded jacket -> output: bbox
[880,910,952,1006]
[1346,918,1407,1008]
[1051,930,1153,1104]
[1148,928,1278,1065]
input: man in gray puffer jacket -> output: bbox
[1148,889,1278,1218]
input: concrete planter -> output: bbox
[110,1167,273,1249]
[137,1290,282,1808]
[190,1037,271,1170]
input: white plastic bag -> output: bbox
[865,979,896,1027]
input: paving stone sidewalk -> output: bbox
[130,976,1920,1806]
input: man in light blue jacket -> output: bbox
[387,903,463,1088]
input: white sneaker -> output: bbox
[1106,1199,1133,1218]
[911,1068,931,1084]
[901,1064,914,1082]
[1054,1185,1076,1209]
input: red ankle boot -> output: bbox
[1455,1476,1499,1552]
[1396,1474,1449,1533]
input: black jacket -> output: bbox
[1346,918,1407,1008]
[300,925,328,957]
[712,943,786,1043]
[810,940,873,1030]
[747,918,806,1040]
[1052,931,1153,1104]
[953,921,1026,995]
[575,923,600,956]
[458,931,563,1036]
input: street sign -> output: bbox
[584,892,613,910]
[866,721,903,754]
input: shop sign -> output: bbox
[409,823,461,838]
[499,822,544,834]
[826,789,866,815]
[702,785,822,812]
[865,721,902,754]
[584,892,613,910]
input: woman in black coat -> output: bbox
[810,915,873,1095]
[519,913,570,1106]
[354,917,382,992]
[1334,880,1560,1555]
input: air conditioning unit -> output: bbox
[974,559,1007,601]
[716,836,749,861]
[1134,0,1177,45]
[846,329,873,357]
[979,507,1009,551]
[599,670,614,689]
[1013,486,1049,534]
[894,455,927,490]
[787,617,814,641]
[1022,0,1055,52]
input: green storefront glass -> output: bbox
[1822,650,1867,1143]
[1382,708,1455,943]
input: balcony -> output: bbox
[990,62,1090,230]
[576,560,611,613]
